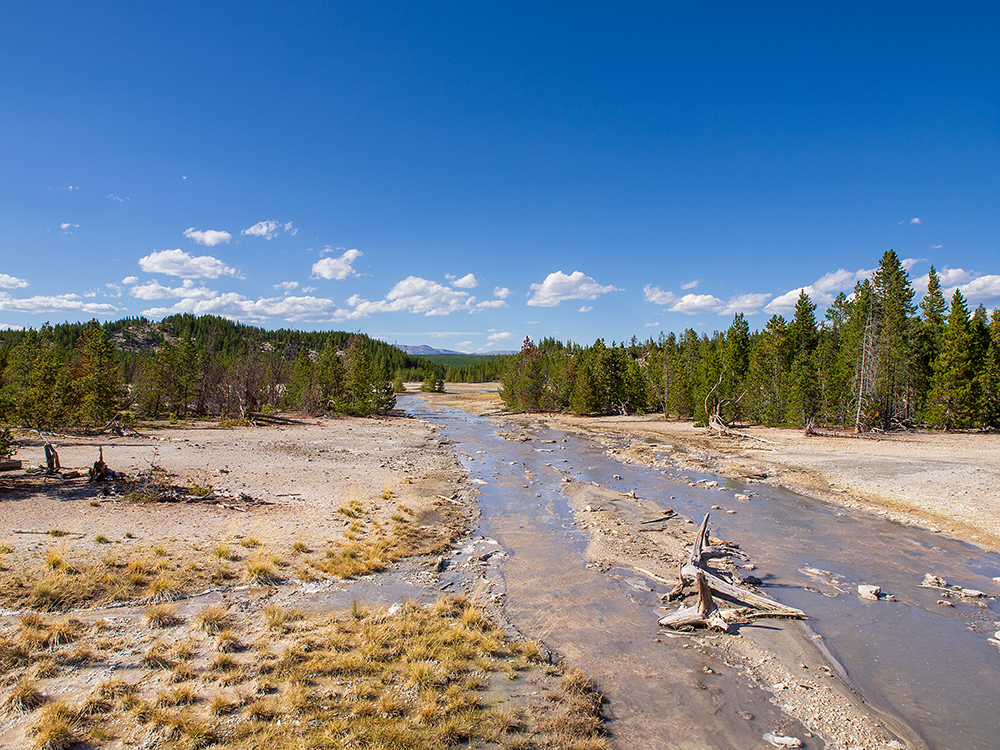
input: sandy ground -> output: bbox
[438,383,1000,553]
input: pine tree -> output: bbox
[927,290,981,429]
[870,250,916,429]
[74,321,124,426]
[786,291,818,424]
[984,309,1000,428]
[3,325,70,430]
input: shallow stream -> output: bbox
[404,396,1000,749]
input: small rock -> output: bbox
[960,588,986,598]
[734,493,750,501]
[858,584,881,601]
[738,710,753,721]
[614,474,622,480]
[705,481,718,488]
[743,575,762,586]
[937,599,954,607]
[726,509,737,514]
[763,732,802,748]
[711,505,721,510]
[993,576,1000,586]
[922,573,948,588]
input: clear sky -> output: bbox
[2,2,997,352]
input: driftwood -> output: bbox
[88,447,123,482]
[659,513,805,630]
[44,444,61,474]
[658,571,730,631]
[641,513,675,525]
[248,412,307,426]
[0,460,22,471]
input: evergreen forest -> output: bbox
[500,251,1000,431]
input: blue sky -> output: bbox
[2,2,997,352]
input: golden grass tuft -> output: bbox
[5,678,46,713]
[144,603,183,628]
[29,701,79,750]
[194,604,233,634]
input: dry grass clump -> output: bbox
[195,604,233,634]
[245,559,281,585]
[5,678,46,713]
[2,596,605,749]
[144,603,183,628]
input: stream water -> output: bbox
[403,396,1000,749]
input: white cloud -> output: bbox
[141,294,337,324]
[451,273,478,289]
[718,293,772,315]
[242,220,296,240]
[242,220,281,239]
[312,248,362,281]
[130,279,218,301]
[183,227,232,246]
[493,286,511,299]
[122,276,139,285]
[105,283,122,297]
[960,275,1000,302]
[644,321,660,328]
[0,292,119,315]
[107,194,125,202]
[931,244,943,249]
[475,299,507,309]
[0,274,29,290]
[910,217,922,224]
[456,341,474,350]
[669,294,724,315]
[274,281,299,293]
[139,249,241,279]
[60,222,79,232]
[488,331,512,342]
[901,257,925,272]
[527,271,619,307]
[0,324,24,331]
[339,276,475,319]
[764,267,874,314]
[680,279,699,290]
[578,306,593,313]
[643,285,676,305]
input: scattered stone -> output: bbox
[726,509,737,514]
[711,505,721,510]
[705,481,718,488]
[922,573,948,588]
[993,576,1000,586]
[614,474,622,480]
[937,599,954,607]
[857,584,881,601]
[763,732,802,748]
[734,493,750,501]
[738,711,753,721]
[960,588,987,598]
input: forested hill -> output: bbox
[499,251,1000,432]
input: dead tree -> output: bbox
[659,513,804,631]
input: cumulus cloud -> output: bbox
[644,321,660,328]
[139,249,241,279]
[183,227,232,246]
[312,248,362,281]
[931,244,943,249]
[475,299,507,309]
[274,281,299,293]
[242,220,296,240]
[0,274,29,290]
[488,331,512,342]
[910,217,922,224]
[60,222,79,232]
[141,294,337,324]
[718,293,772,315]
[0,292,119,316]
[129,279,218,301]
[912,266,973,296]
[493,286,511,299]
[901,257,925,271]
[643,285,676,305]
[105,283,122,297]
[450,273,478,289]
[960,275,1000,302]
[527,271,619,307]
[578,306,593,312]
[122,276,139,285]
[338,276,474,319]
[669,294,724,315]
[764,267,873,314]
[680,279,699,290]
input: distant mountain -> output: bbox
[395,344,465,356]
[394,344,516,357]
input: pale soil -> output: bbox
[0,414,602,749]
[439,383,1000,553]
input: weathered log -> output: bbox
[0,460,22,471]
[659,571,730,631]
[44,444,61,474]
[640,513,675,525]
[247,412,307,425]
[681,561,804,616]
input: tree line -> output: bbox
[500,251,1000,431]
[0,317,437,429]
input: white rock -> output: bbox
[858,584,881,600]
[763,732,802,747]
